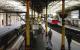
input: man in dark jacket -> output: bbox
[46,29,52,50]
[48,29,52,40]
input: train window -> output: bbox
[71,10,79,19]
[48,14,53,18]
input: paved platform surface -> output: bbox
[33,34,45,50]
[32,29,46,50]
[41,23,80,50]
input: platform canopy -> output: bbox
[0,0,26,12]
[0,0,55,13]
[0,0,80,13]
[47,0,80,15]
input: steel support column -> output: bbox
[33,10,35,24]
[61,0,65,50]
[6,13,8,26]
[25,0,30,50]
[38,13,39,24]
[45,0,48,34]
[32,9,34,25]
[39,14,41,24]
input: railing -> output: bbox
[7,35,24,50]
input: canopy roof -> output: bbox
[0,0,26,12]
[47,0,80,14]
[0,0,80,13]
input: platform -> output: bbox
[41,23,80,50]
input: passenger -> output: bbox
[46,29,52,50]
[48,29,52,40]
[38,24,42,34]
[66,29,72,50]
[15,29,20,36]
[30,30,34,49]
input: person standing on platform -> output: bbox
[66,29,72,50]
[46,28,52,50]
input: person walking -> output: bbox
[46,28,52,50]
[66,29,72,50]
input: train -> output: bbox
[47,12,80,28]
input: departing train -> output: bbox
[47,14,60,25]
[47,10,80,28]
[48,16,80,28]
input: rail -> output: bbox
[0,24,25,50]
[7,35,24,50]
